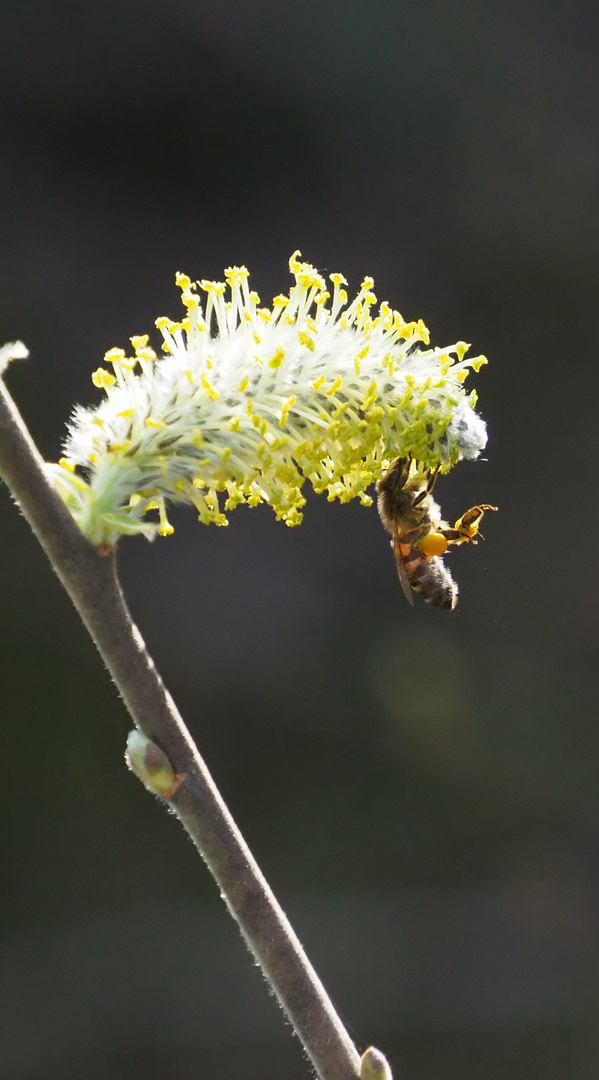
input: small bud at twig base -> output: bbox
[360,1046,393,1080]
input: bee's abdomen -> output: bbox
[405,552,458,611]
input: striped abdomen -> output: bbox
[403,548,458,611]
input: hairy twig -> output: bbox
[0,375,361,1080]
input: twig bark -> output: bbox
[0,375,361,1080]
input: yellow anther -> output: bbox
[251,415,268,435]
[157,500,175,536]
[58,457,76,472]
[326,375,343,396]
[298,330,315,352]
[104,348,126,365]
[471,355,488,371]
[175,272,192,289]
[91,368,117,389]
[224,483,244,510]
[330,272,347,286]
[199,279,226,296]
[312,374,326,390]
[362,379,378,410]
[116,408,136,418]
[107,440,132,453]
[229,416,241,431]
[224,265,249,282]
[272,294,288,307]
[279,395,296,428]
[145,417,167,429]
[416,319,430,343]
[269,435,289,451]
[136,347,157,362]
[303,266,324,287]
[361,276,375,290]
[104,349,126,367]
[238,376,249,392]
[130,334,149,350]
[181,290,200,311]
[201,373,219,400]
[269,346,286,369]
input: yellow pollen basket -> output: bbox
[418,532,449,557]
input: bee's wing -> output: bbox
[391,533,414,606]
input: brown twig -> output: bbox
[0,375,361,1080]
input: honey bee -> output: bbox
[376,456,497,611]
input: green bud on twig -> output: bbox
[125,729,183,799]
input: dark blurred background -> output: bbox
[1,1,598,1077]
